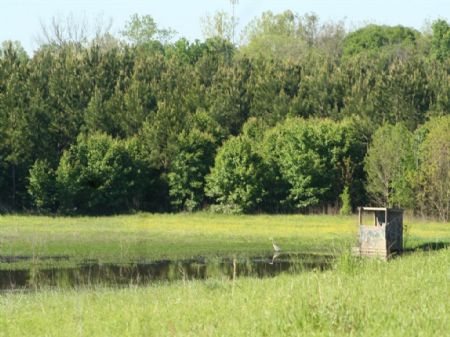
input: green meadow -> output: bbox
[0,213,357,268]
[1,213,448,267]
[0,213,449,336]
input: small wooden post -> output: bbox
[358,207,362,227]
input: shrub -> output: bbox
[28,159,57,212]
[168,129,216,211]
[263,118,362,210]
[339,186,352,215]
[206,135,269,213]
[207,203,243,214]
[56,133,136,214]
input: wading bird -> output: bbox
[269,252,280,265]
[270,238,282,252]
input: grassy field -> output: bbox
[0,247,449,337]
[0,213,356,269]
[1,213,448,267]
[0,213,449,336]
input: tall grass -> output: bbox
[0,248,448,337]
[0,214,449,336]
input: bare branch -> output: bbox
[36,13,113,48]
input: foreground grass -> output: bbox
[1,248,449,337]
[0,213,449,268]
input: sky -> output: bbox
[1,0,450,54]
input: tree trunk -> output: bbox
[12,164,16,209]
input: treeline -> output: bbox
[0,12,449,219]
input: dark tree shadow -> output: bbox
[404,241,450,253]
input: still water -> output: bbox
[0,253,333,291]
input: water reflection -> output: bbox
[269,252,281,265]
[0,253,333,291]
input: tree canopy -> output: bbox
[0,12,449,219]
[342,24,419,57]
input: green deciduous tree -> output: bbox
[1,16,450,217]
[121,14,176,45]
[415,116,450,221]
[56,133,136,214]
[430,19,450,61]
[206,135,269,213]
[28,159,57,212]
[364,123,415,208]
[264,118,362,210]
[343,24,419,57]
[168,129,216,211]
[240,11,312,61]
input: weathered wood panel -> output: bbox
[359,225,387,258]
[357,207,403,259]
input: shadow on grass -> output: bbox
[404,241,450,253]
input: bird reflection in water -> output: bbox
[269,252,281,265]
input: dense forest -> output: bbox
[0,11,449,220]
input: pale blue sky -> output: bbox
[1,0,450,54]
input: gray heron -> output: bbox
[270,238,282,252]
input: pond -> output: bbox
[0,253,334,291]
